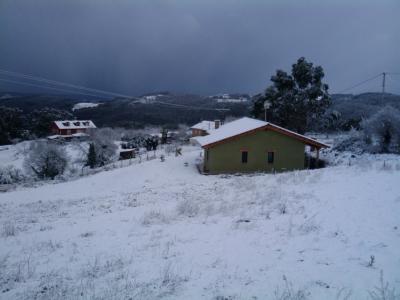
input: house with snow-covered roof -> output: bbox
[193,117,328,174]
[190,120,221,137]
[51,120,96,137]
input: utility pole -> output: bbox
[381,72,386,101]
[264,100,271,122]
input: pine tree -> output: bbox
[87,143,97,168]
[252,57,331,134]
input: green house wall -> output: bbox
[203,129,306,174]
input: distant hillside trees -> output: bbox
[24,142,68,180]
[30,107,73,137]
[0,106,73,145]
[0,106,24,145]
[252,57,331,133]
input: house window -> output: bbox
[241,151,248,164]
[205,150,209,161]
[267,151,274,164]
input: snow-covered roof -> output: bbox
[190,120,218,132]
[195,117,328,149]
[195,117,265,146]
[53,120,96,129]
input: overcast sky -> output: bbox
[0,0,399,97]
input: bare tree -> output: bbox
[24,142,68,180]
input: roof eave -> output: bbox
[201,124,329,149]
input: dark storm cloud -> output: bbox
[0,0,399,96]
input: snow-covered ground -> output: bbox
[72,102,100,111]
[0,142,31,170]
[0,141,87,175]
[0,146,400,299]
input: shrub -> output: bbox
[24,142,68,180]
[0,165,25,184]
[333,129,366,154]
[89,128,118,167]
[362,106,400,153]
[141,210,169,226]
[274,276,309,300]
[334,106,400,154]
[2,221,16,237]
[176,199,199,217]
[369,270,399,300]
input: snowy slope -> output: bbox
[72,102,100,111]
[0,141,88,174]
[0,147,399,299]
[0,142,30,170]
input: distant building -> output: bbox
[51,120,96,136]
[194,117,328,174]
[190,120,221,137]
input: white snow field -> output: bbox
[72,103,100,111]
[0,147,400,299]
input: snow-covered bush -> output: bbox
[176,199,200,217]
[274,276,309,300]
[361,106,400,153]
[0,165,25,184]
[333,129,366,154]
[2,221,16,237]
[165,144,176,155]
[23,141,68,180]
[334,106,400,154]
[368,270,399,300]
[141,210,169,226]
[89,128,118,167]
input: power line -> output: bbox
[0,69,131,98]
[335,73,382,94]
[154,100,230,111]
[0,78,104,98]
[0,74,230,112]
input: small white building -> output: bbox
[190,120,221,137]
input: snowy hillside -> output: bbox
[0,141,88,175]
[72,102,100,111]
[0,147,399,299]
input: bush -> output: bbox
[369,270,399,300]
[333,129,365,153]
[0,165,25,184]
[89,128,118,167]
[2,221,16,237]
[334,106,400,154]
[274,276,309,300]
[361,106,400,153]
[24,142,68,180]
[176,199,199,217]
